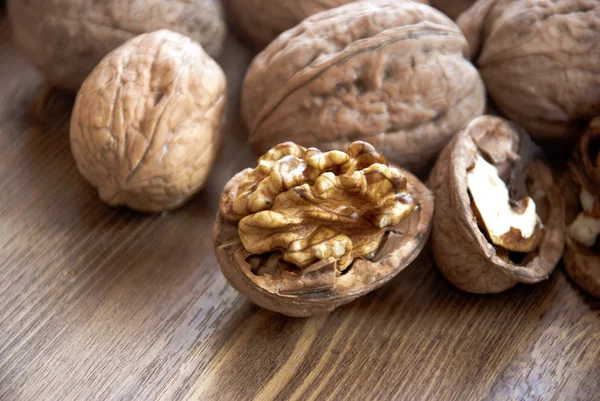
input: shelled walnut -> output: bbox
[213,141,434,317]
[8,0,226,92]
[429,116,564,293]
[70,30,226,213]
[242,0,485,172]
[223,0,428,51]
[563,118,600,297]
[458,0,600,142]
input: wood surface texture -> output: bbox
[1,12,599,401]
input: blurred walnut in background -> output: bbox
[223,0,428,51]
[458,0,600,142]
[563,118,600,298]
[8,0,226,92]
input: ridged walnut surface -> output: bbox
[8,0,226,92]
[458,0,600,141]
[70,30,226,213]
[214,141,434,317]
[223,0,428,51]
[563,118,600,297]
[242,0,485,172]
[429,116,565,293]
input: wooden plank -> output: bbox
[0,16,599,401]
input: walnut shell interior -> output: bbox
[213,144,434,317]
[430,116,565,293]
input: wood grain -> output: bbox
[0,14,599,401]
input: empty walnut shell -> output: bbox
[8,0,226,92]
[213,141,434,317]
[429,116,565,293]
[242,0,485,172]
[458,0,600,141]
[70,30,226,212]
[563,118,600,297]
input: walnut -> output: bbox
[223,0,428,51]
[429,116,565,293]
[241,0,485,172]
[70,30,226,213]
[563,118,600,297]
[8,0,226,92]
[458,0,600,141]
[429,0,475,20]
[213,141,434,317]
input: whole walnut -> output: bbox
[223,0,428,51]
[242,0,485,172]
[214,141,434,317]
[70,30,226,213]
[458,0,600,141]
[8,0,226,92]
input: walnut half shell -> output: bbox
[213,141,434,317]
[429,116,565,293]
[564,118,600,297]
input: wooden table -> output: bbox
[1,12,599,401]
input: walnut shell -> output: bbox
[70,30,226,213]
[242,0,485,172]
[458,0,600,141]
[429,116,565,293]
[563,118,600,297]
[8,0,226,92]
[213,141,434,317]
[564,239,600,298]
[223,0,428,51]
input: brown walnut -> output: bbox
[242,0,485,172]
[429,116,565,293]
[213,141,434,317]
[70,30,226,213]
[458,0,600,141]
[223,0,428,51]
[8,0,226,92]
[563,118,600,297]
